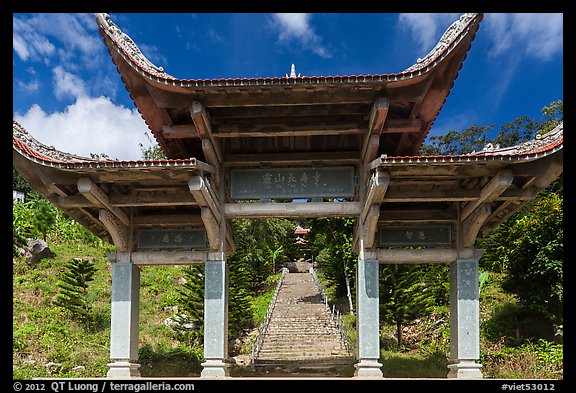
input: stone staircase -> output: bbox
[253,271,355,375]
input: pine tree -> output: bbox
[379,264,435,348]
[176,265,205,345]
[53,258,97,329]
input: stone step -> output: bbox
[254,271,352,369]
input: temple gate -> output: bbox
[13,13,563,379]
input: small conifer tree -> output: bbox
[53,257,97,330]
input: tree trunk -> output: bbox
[397,321,403,349]
[345,275,354,314]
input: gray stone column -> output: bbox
[107,252,141,378]
[354,249,383,378]
[447,254,483,378]
[200,252,230,377]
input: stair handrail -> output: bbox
[309,267,354,354]
[250,267,289,364]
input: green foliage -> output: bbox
[53,258,97,330]
[379,264,436,348]
[420,99,562,156]
[420,124,493,155]
[479,192,563,325]
[13,198,57,243]
[229,217,296,292]
[139,132,167,159]
[309,217,356,299]
[175,265,205,345]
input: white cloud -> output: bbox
[271,13,331,59]
[398,13,459,53]
[14,96,153,161]
[13,17,56,62]
[484,13,563,61]
[52,66,88,100]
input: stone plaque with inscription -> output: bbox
[137,228,208,250]
[230,166,355,200]
[378,225,452,247]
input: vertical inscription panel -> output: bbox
[230,166,355,200]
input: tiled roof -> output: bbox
[14,120,563,169]
[95,13,482,86]
[375,122,563,165]
[12,120,201,169]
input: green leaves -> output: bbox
[53,258,97,330]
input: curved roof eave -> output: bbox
[94,13,483,89]
[13,120,562,171]
[374,122,564,166]
[12,121,214,173]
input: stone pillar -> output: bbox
[447,254,483,379]
[354,248,383,378]
[200,252,230,377]
[107,252,141,378]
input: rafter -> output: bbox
[77,177,130,226]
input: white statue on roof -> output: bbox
[285,64,301,78]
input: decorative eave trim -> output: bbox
[12,120,205,171]
[94,13,482,88]
[373,121,563,167]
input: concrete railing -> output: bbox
[309,267,354,354]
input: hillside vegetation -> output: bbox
[13,101,563,379]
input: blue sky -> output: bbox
[13,13,563,160]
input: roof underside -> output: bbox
[12,120,563,244]
[95,13,483,162]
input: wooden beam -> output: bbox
[364,205,381,248]
[109,192,197,207]
[223,151,360,166]
[368,97,389,134]
[77,177,130,226]
[377,248,459,264]
[130,251,207,266]
[461,203,491,248]
[190,101,222,164]
[361,169,390,224]
[361,98,389,162]
[213,123,364,138]
[188,176,222,224]
[161,125,199,139]
[381,118,422,133]
[201,139,220,168]
[201,207,220,250]
[133,214,203,227]
[224,202,361,218]
[461,169,513,221]
[98,209,128,252]
[383,187,480,202]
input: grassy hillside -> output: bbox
[13,239,562,379]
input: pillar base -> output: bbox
[447,361,483,379]
[353,359,383,378]
[106,361,141,378]
[200,359,230,378]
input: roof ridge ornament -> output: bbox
[94,13,174,80]
[285,63,301,78]
[472,122,564,156]
[403,13,479,73]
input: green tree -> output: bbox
[379,264,436,348]
[309,217,357,304]
[175,265,205,345]
[32,199,57,241]
[53,258,97,330]
[479,191,563,325]
[139,132,167,159]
